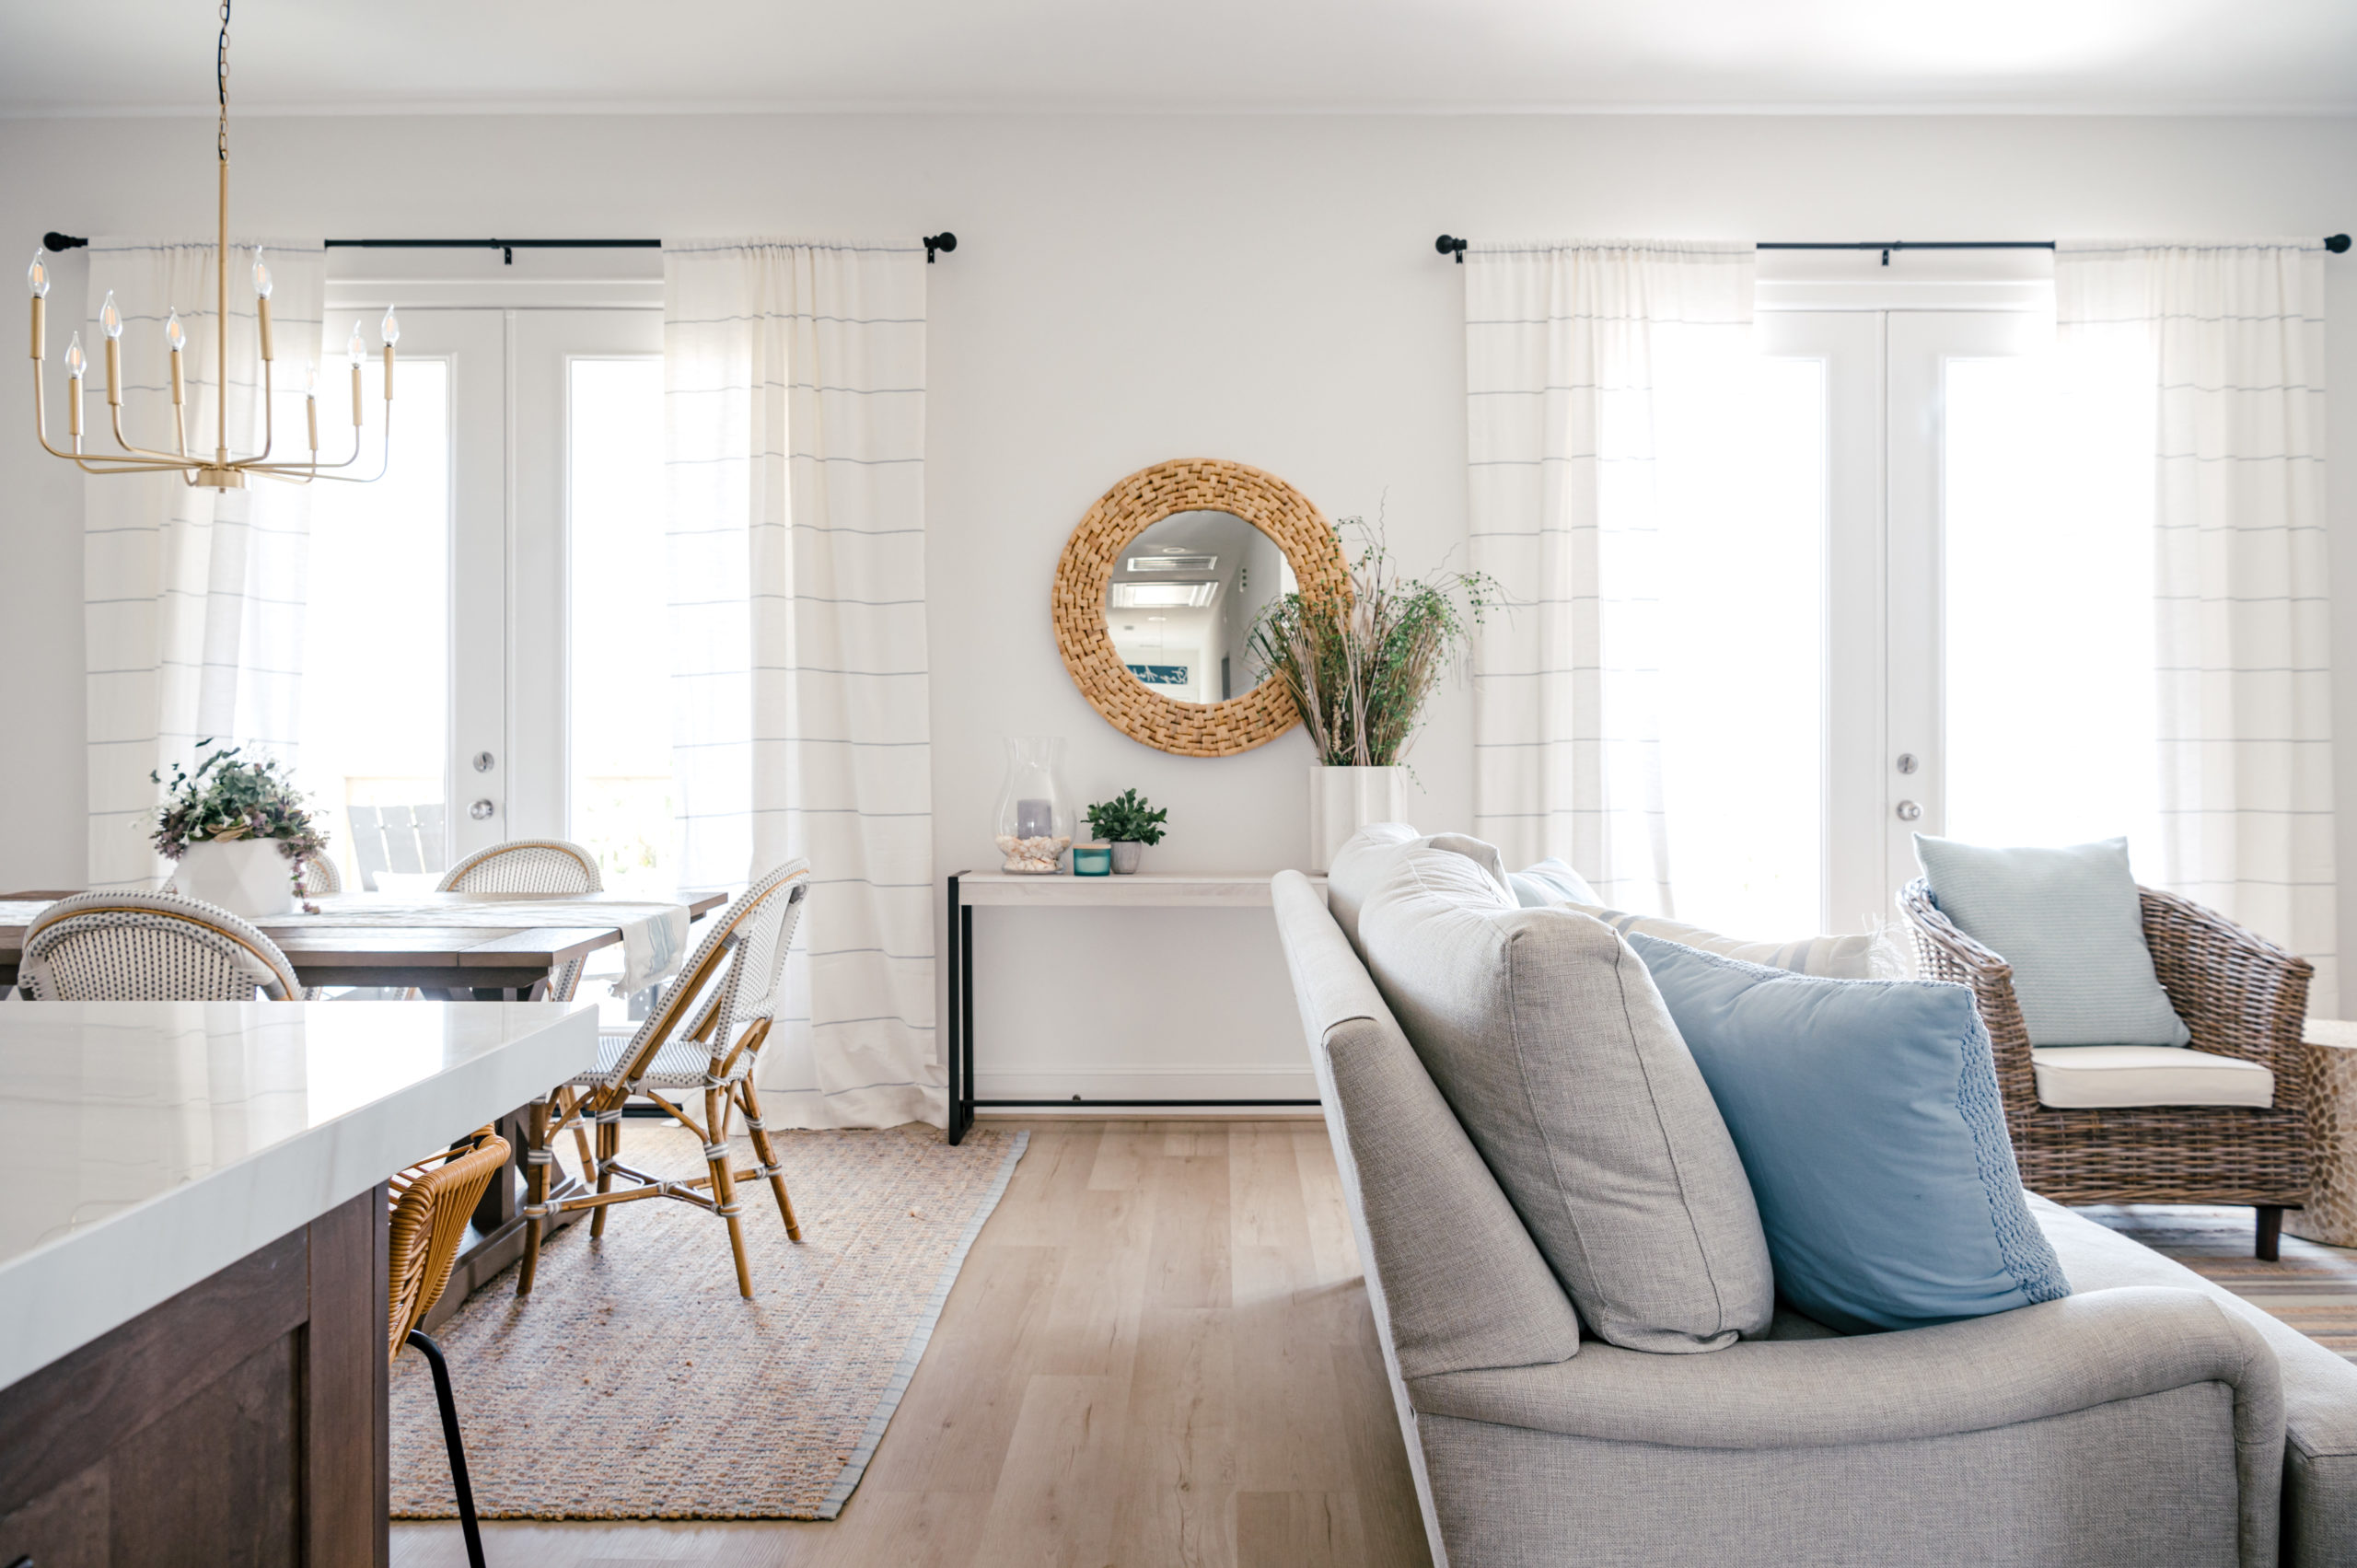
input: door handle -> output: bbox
[470,799,496,821]
[1896,800,1922,822]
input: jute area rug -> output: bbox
[2080,1203,2357,1361]
[390,1122,1028,1520]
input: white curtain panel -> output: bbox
[1465,240,1755,913]
[664,239,940,1129]
[2057,239,2337,1015]
[81,239,325,890]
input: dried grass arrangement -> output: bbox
[1247,521,1492,768]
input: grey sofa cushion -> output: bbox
[2033,1194,2357,1568]
[1357,847,1774,1353]
[1271,875,1584,1381]
[1325,822,1508,950]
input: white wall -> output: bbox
[4,112,2354,1094]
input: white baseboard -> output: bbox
[970,1065,1319,1107]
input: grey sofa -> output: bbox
[1271,869,2357,1568]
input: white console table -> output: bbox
[944,870,1328,1143]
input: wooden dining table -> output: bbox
[0,885,731,1301]
[0,887,729,998]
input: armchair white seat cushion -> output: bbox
[2032,1045,2276,1109]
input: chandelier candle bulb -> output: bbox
[26,249,48,299]
[165,312,186,405]
[99,290,122,408]
[64,333,83,438]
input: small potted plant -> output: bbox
[1085,788,1168,875]
[150,742,328,917]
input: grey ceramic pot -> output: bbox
[1109,841,1144,875]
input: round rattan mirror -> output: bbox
[1053,459,1348,757]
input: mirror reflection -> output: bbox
[1104,511,1297,704]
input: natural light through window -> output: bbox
[298,356,450,891]
[1658,353,1827,938]
[568,357,677,893]
[1945,350,2158,869]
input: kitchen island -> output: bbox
[0,1000,598,1566]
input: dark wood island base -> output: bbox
[0,1187,390,1568]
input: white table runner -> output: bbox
[289,896,694,994]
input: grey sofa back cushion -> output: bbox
[1358,850,1774,1353]
[1326,822,1509,951]
[1271,870,1585,1382]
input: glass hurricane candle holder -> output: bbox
[994,737,1073,874]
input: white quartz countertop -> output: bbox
[0,1000,598,1391]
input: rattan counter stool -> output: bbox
[390,1126,511,1568]
[17,889,304,1000]
[1900,877,2315,1259]
[435,838,603,1000]
[515,861,812,1300]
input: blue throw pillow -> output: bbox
[1506,857,1600,909]
[1629,932,2070,1334]
[1912,834,2189,1047]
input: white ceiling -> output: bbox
[3,0,2353,117]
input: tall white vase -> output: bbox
[173,840,297,917]
[1308,765,1405,873]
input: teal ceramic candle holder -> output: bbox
[1072,842,1113,877]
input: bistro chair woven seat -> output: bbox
[435,838,603,999]
[389,1126,511,1568]
[1900,877,2314,1259]
[17,889,302,1000]
[516,860,812,1299]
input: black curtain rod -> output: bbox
[1435,234,2351,264]
[41,231,960,264]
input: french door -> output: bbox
[300,303,668,892]
[1704,304,2130,935]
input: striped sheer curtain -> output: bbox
[2057,239,2336,1015]
[1465,241,1755,912]
[81,239,325,889]
[664,239,941,1129]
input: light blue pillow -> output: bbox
[1913,834,2189,1048]
[1629,933,2070,1334]
[1506,857,1599,909]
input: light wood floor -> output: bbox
[390,1119,1432,1568]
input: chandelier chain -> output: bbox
[216,0,230,162]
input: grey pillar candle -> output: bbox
[1016,798,1054,838]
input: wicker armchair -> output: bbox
[1899,877,2314,1258]
[389,1126,510,1568]
[517,860,811,1299]
[435,838,602,999]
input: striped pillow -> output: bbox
[1567,904,1900,981]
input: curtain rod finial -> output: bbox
[2328,234,2351,255]
[1436,235,1468,263]
[924,231,957,263]
[42,232,87,252]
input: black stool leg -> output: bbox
[2257,1205,2284,1262]
[407,1328,487,1568]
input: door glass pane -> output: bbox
[1658,354,1828,935]
[299,357,450,892]
[1945,354,2157,861]
[567,357,677,891]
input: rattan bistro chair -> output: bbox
[516,861,811,1299]
[1900,877,2315,1259]
[299,854,342,896]
[435,838,603,1000]
[17,889,303,1000]
[389,1126,511,1568]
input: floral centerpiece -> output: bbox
[150,743,328,913]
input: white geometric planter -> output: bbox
[1307,765,1405,873]
[174,840,297,918]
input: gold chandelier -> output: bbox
[25,0,392,490]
